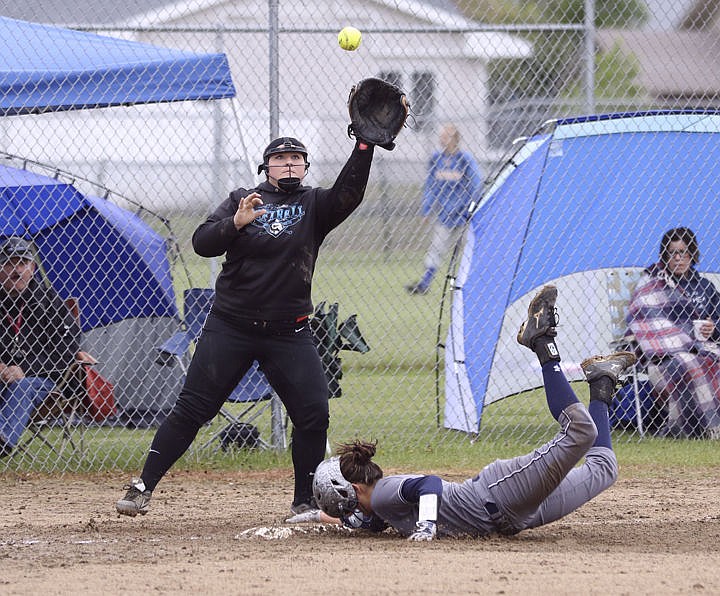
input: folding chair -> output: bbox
[12,298,101,462]
[605,269,652,436]
[311,301,371,399]
[198,361,286,452]
[156,288,287,451]
[155,288,214,369]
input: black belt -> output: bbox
[484,502,516,535]
[484,501,500,515]
[237,314,308,332]
[248,319,277,329]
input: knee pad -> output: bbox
[289,401,329,433]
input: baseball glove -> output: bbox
[347,77,410,150]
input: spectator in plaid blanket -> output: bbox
[628,227,720,439]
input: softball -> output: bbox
[338,26,362,51]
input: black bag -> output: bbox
[219,422,261,451]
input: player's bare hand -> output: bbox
[0,364,25,383]
[233,192,266,229]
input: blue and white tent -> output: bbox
[444,110,720,433]
[0,162,183,423]
[0,164,177,329]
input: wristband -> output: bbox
[418,493,438,522]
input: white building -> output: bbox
[0,1,531,211]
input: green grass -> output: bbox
[3,374,716,476]
[3,241,717,477]
[171,248,444,372]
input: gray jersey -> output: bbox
[371,475,496,537]
[370,403,618,538]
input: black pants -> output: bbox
[141,312,329,505]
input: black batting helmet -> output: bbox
[257,136,309,174]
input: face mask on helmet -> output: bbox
[276,176,303,192]
[312,456,358,518]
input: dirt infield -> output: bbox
[1,466,719,595]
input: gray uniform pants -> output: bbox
[483,402,617,533]
[423,221,463,272]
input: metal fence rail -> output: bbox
[1,0,719,472]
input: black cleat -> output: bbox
[517,285,559,350]
[581,351,638,385]
[290,497,320,516]
[116,478,152,517]
[581,351,638,405]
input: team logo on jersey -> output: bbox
[251,204,304,237]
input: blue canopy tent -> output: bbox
[444,110,720,433]
[0,16,235,114]
[0,16,237,425]
[0,162,185,423]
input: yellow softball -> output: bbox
[338,26,362,51]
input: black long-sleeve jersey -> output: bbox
[192,142,374,322]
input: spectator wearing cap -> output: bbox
[0,237,80,457]
[117,133,380,518]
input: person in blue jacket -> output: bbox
[406,123,483,295]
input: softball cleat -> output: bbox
[116,478,152,517]
[517,284,559,350]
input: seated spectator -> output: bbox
[0,237,80,457]
[627,227,720,439]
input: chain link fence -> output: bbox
[1,0,719,472]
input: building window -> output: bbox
[411,71,435,131]
[378,70,402,89]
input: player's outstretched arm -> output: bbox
[401,476,442,541]
[285,509,340,524]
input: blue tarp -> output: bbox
[0,163,177,330]
[0,162,184,419]
[0,16,236,115]
[445,110,720,433]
